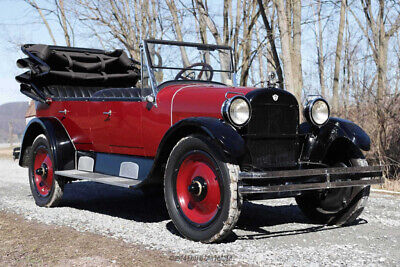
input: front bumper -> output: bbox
[239,166,383,195]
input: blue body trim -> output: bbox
[94,153,153,181]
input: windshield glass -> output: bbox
[143,40,235,87]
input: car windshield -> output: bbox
[142,40,235,89]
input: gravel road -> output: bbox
[1,159,399,265]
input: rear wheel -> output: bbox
[295,158,370,226]
[164,135,241,243]
[29,134,64,207]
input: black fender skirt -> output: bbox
[300,117,371,162]
[19,117,75,170]
[159,117,246,164]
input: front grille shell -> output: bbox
[241,88,300,170]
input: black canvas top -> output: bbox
[16,44,140,101]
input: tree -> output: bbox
[332,0,346,112]
[24,0,57,45]
[312,0,326,97]
[165,0,190,67]
[348,0,400,159]
[193,0,260,85]
[257,0,283,85]
[272,0,302,104]
[74,0,162,59]
[24,0,73,46]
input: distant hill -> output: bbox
[0,101,29,143]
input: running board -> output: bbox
[55,170,141,189]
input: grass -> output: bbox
[0,145,16,159]
[373,178,400,192]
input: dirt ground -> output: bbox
[0,211,185,266]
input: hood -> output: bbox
[168,83,255,124]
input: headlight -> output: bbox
[304,97,330,126]
[221,96,251,127]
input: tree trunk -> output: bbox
[332,0,346,113]
[166,0,190,67]
[291,0,302,102]
[257,0,283,84]
[255,23,265,87]
[58,0,71,46]
[25,0,57,45]
[314,0,326,97]
[273,0,296,100]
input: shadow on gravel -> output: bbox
[59,181,169,223]
[165,221,240,243]
[59,182,368,242]
[235,201,368,241]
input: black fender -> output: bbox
[144,117,245,185]
[19,117,75,171]
[300,117,370,163]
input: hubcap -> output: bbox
[33,148,54,197]
[176,152,221,225]
[188,176,208,201]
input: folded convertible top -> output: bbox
[16,44,140,101]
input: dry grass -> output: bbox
[336,98,400,193]
[0,146,16,160]
[373,178,400,192]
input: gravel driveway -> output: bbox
[1,159,399,265]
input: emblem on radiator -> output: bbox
[272,94,279,101]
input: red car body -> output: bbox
[36,84,254,157]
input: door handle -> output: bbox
[103,110,112,116]
[58,109,68,115]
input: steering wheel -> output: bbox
[174,62,214,81]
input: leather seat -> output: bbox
[91,87,141,98]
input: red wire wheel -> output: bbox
[175,151,222,225]
[32,147,54,197]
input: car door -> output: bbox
[59,100,93,151]
[88,100,112,153]
[106,100,145,156]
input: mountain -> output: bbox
[0,101,29,143]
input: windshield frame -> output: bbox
[141,39,236,101]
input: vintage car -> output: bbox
[16,39,382,243]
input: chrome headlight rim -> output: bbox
[304,97,330,127]
[221,95,251,127]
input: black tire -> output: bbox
[164,135,241,243]
[28,134,64,207]
[295,158,370,226]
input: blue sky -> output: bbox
[0,1,55,105]
[0,1,94,105]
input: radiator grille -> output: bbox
[244,104,299,169]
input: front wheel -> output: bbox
[164,135,241,243]
[295,158,370,226]
[28,134,64,207]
